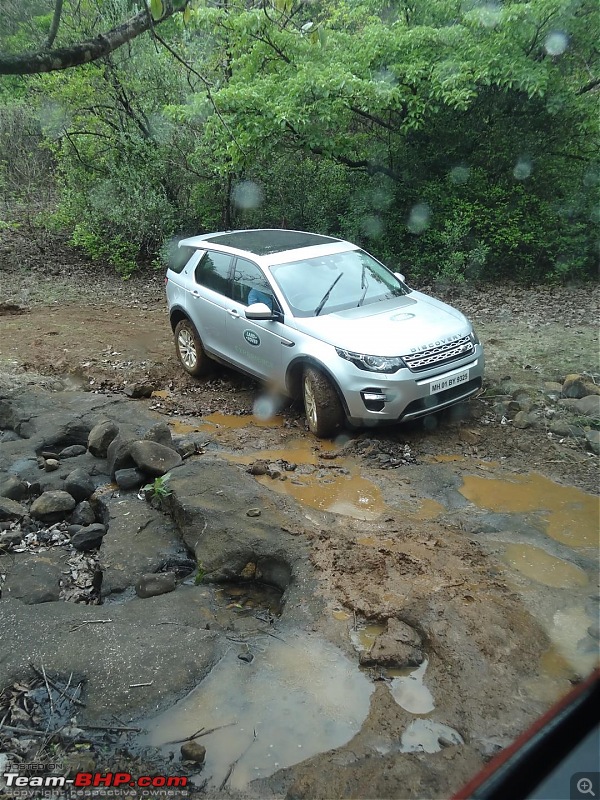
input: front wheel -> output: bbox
[302,366,345,438]
[174,319,210,377]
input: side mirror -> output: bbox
[245,302,275,320]
[394,271,406,284]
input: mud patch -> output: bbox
[503,543,588,589]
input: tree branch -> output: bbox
[46,0,64,49]
[576,77,600,95]
[0,3,183,75]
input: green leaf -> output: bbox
[183,5,192,25]
[150,0,164,21]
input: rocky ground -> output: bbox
[0,208,599,799]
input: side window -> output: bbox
[232,258,275,308]
[195,251,233,297]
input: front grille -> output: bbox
[403,335,474,372]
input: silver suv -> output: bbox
[165,229,484,438]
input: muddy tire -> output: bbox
[302,366,345,438]
[174,319,210,377]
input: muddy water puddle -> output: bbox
[503,543,588,589]
[388,660,435,715]
[460,472,599,549]
[139,634,373,790]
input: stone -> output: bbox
[0,496,28,521]
[107,433,137,479]
[512,410,533,429]
[359,618,424,668]
[30,490,76,521]
[0,530,23,548]
[549,420,586,439]
[587,623,600,640]
[247,460,269,476]
[1,554,62,603]
[59,444,87,458]
[246,508,261,517]
[562,374,600,399]
[70,523,108,552]
[180,742,206,764]
[123,382,155,399]
[88,419,120,458]
[585,430,600,456]
[115,468,146,491]
[71,501,96,527]
[129,441,182,478]
[543,381,563,397]
[135,572,177,598]
[65,469,95,502]
[575,395,600,418]
[143,422,173,448]
[44,458,60,471]
[0,475,28,501]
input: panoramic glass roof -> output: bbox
[204,229,340,256]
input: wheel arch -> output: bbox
[285,356,350,417]
[169,305,190,332]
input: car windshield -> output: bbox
[269,249,409,318]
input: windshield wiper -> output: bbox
[314,273,343,316]
[358,262,368,306]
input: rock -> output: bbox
[71,500,96,527]
[575,395,600,418]
[0,530,23,548]
[88,419,119,458]
[238,652,254,663]
[562,374,600,399]
[124,382,155,399]
[65,468,95,502]
[44,458,60,471]
[59,444,87,458]
[585,430,600,456]
[1,554,62,603]
[0,475,28,501]
[115,468,146,490]
[135,572,177,598]
[129,441,182,478]
[70,523,108,551]
[143,422,173,448]
[107,433,136,479]
[0,496,28,521]
[30,490,76,521]
[549,420,586,439]
[41,450,60,460]
[180,741,206,764]
[512,410,533,429]
[246,508,261,517]
[359,618,424,668]
[247,460,269,476]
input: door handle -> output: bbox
[228,309,240,318]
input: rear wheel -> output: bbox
[303,366,344,438]
[174,319,210,377]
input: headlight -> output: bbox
[336,348,406,373]
[470,328,480,345]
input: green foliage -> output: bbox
[0,0,597,283]
[194,561,206,585]
[142,473,173,501]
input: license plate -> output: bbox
[429,369,469,395]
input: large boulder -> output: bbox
[562,374,600,399]
[130,441,182,477]
[30,490,76,521]
[106,433,136,479]
[143,422,173,448]
[70,523,108,552]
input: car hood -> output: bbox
[290,292,472,356]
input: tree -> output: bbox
[0,0,187,75]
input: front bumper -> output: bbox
[340,347,485,426]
